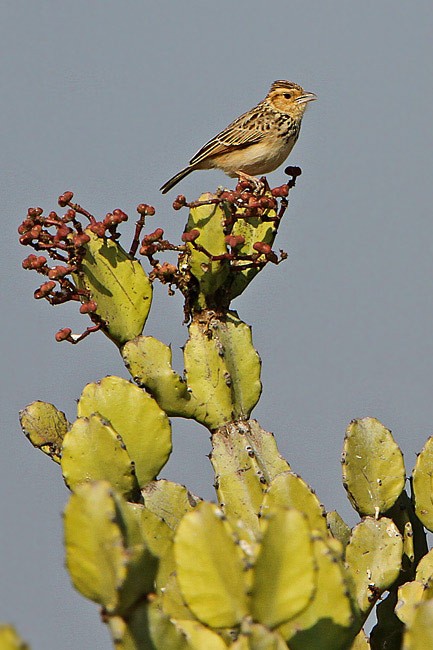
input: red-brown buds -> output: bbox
[79,301,97,314]
[58,191,74,207]
[55,327,72,342]
[48,266,70,279]
[136,204,156,216]
[34,281,56,299]
[225,235,245,249]
[181,229,200,243]
[172,195,186,210]
[271,185,289,198]
[73,232,91,247]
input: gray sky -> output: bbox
[1,1,433,648]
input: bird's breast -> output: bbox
[205,133,299,177]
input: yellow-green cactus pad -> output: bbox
[76,230,152,345]
[326,510,352,549]
[64,481,128,611]
[230,623,288,649]
[183,313,261,429]
[122,336,193,417]
[61,414,138,499]
[402,600,433,649]
[345,517,403,613]
[0,626,29,650]
[342,418,405,516]
[77,376,172,487]
[19,400,68,464]
[279,533,355,650]
[261,472,327,536]
[142,479,200,531]
[395,581,426,627]
[251,508,315,629]
[412,436,433,532]
[174,502,248,628]
[416,548,433,586]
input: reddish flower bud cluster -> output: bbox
[18,192,137,343]
[225,235,245,249]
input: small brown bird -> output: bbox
[160,80,316,194]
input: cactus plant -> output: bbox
[15,177,433,649]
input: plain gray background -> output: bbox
[1,1,433,648]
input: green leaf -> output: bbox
[77,376,172,487]
[19,400,68,463]
[251,508,315,629]
[75,230,152,345]
[412,436,433,531]
[61,414,138,498]
[174,502,248,628]
[345,517,403,613]
[342,418,405,516]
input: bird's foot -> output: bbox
[236,171,264,195]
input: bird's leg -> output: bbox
[236,170,264,194]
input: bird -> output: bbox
[160,80,316,194]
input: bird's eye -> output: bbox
[283,93,292,99]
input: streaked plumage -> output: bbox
[160,80,316,194]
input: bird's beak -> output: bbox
[295,92,317,105]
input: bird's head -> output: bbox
[267,80,317,118]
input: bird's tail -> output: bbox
[160,165,194,194]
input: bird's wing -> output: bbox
[189,107,265,166]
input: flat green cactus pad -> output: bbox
[19,400,68,463]
[183,313,262,429]
[123,313,261,430]
[64,481,129,611]
[76,230,152,345]
[416,548,433,585]
[186,198,230,306]
[0,626,29,650]
[230,624,288,649]
[61,413,138,498]
[350,629,370,649]
[395,581,426,626]
[211,420,291,542]
[64,482,158,615]
[174,502,248,628]
[326,510,351,549]
[122,336,192,416]
[174,620,228,649]
[345,517,403,613]
[342,418,405,516]
[251,508,315,629]
[412,436,433,531]
[261,472,327,536]
[279,533,355,650]
[141,479,200,531]
[77,376,172,487]
[402,600,433,649]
